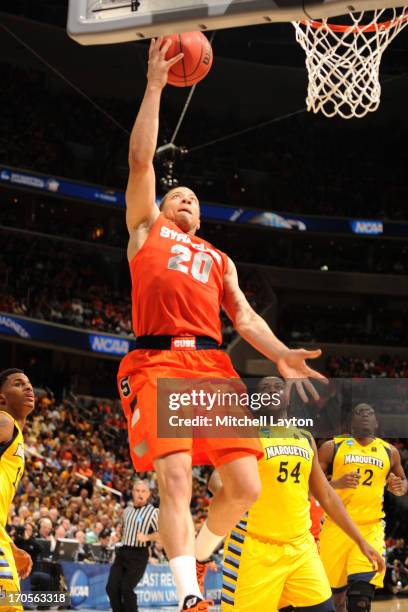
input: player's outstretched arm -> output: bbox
[310,439,385,572]
[222,257,328,401]
[387,446,408,496]
[126,38,183,241]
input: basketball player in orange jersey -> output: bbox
[117,37,327,612]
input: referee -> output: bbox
[106,480,159,612]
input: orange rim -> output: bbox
[299,9,408,33]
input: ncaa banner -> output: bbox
[60,562,110,610]
[0,312,137,357]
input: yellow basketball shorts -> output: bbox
[221,529,333,611]
[0,539,22,611]
[319,519,385,591]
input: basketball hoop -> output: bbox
[292,7,408,119]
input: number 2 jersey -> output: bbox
[327,436,391,525]
[0,412,25,539]
[242,428,314,543]
[130,214,228,343]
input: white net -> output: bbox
[292,7,408,119]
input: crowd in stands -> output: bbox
[0,231,132,336]
[1,62,408,221]
[281,302,408,347]
[326,354,408,379]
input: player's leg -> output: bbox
[0,541,23,612]
[345,522,385,612]
[319,520,351,605]
[345,581,375,612]
[118,363,204,609]
[278,533,334,611]
[118,366,194,559]
[196,454,261,562]
[154,451,203,606]
[154,452,194,558]
[332,590,347,612]
[221,533,285,611]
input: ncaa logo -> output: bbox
[346,439,354,446]
[70,569,90,606]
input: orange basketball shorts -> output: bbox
[117,347,263,472]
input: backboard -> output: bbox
[67,0,408,45]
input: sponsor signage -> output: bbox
[89,334,130,355]
[350,220,384,235]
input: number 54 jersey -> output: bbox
[328,436,391,525]
[130,214,228,343]
[245,428,314,542]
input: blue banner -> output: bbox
[57,561,222,609]
[0,312,137,357]
[1,165,407,237]
[0,166,125,208]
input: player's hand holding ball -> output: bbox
[164,32,213,87]
[147,37,184,90]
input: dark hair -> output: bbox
[0,369,25,391]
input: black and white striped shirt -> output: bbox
[122,503,159,548]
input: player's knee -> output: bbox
[158,464,191,504]
[346,581,375,612]
[227,477,261,508]
[333,590,347,611]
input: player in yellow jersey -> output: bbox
[0,369,35,610]
[206,379,384,611]
[319,403,407,612]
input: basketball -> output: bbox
[165,31,213,87]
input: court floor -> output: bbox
[374,601,408,611]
